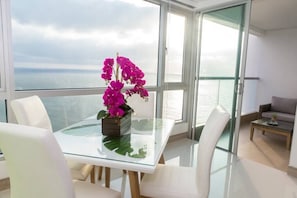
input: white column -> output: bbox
[289,106,297,168]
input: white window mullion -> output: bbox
[1,0,17,122]
[0,0,6,92]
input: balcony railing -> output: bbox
[196,77,259,125]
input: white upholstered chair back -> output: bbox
[196,105,230,197]
[139,105,230,198]
[10,95,97,183]
[0,123,75,198]
[11,95,53,131]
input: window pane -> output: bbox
[42,95,102,131]
[42,92,156,131]
[163,90,183,120]
[199,18,240,77]
[12,0,160,90]
[165,13,185,82]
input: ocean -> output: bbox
[13,68,257,131]
[14,68,162,131]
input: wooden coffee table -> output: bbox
[250,119,294,150]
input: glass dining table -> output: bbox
[54,116,174,198]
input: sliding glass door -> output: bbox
[194,4,249,152]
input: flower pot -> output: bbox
[101,112,131,136]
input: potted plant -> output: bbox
[97,54,148,136]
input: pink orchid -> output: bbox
[99,54,149,118]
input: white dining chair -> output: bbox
[139,105,230,198]
[0,122,121,198]
[10,95,97,183]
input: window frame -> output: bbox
[1,0,196,136]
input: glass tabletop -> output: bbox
[54,117,174,172]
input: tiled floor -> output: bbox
[95,135,297,198]
[238,122,291,172]
[164,138,297,198]
[1,123,296,198]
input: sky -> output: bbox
[11,0,160,71]
[11,0,242,77]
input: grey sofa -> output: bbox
[259,96,297,123]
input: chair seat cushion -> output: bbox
[74,180,121,198]
[140,164,199,198]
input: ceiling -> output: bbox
[251,0,297,32]
[175,0,297,32]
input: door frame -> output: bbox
[191,0,251,153]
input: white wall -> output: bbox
[245,34,261,78]
[246,28,297,169]
[246,28,297,106]
[241,34,262,114]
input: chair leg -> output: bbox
[97,166,103,180]
[0,178,10,191]
[105,167,111,188]
[140,172,144,180]
[90,166,95,184]
[96,166,110,188]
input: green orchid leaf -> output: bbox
[97,110,108,120]
[129,148,147,158]
[103,134,147,158]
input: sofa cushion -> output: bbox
[262,111,295,123]
[271,96,297,115]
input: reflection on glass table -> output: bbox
[54,117,174,198]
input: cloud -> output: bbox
[11,0,159,31]
[11,0,160,69]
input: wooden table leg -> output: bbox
[90,165,95,184]
[0,178,10,191]
[250,125,255,140]
[98,166,103,180]
[128,171,141,198]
